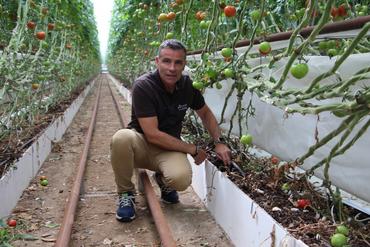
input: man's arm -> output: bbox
[138,116,194,153]
[195,104,231,165]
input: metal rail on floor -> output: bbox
[55,77,103,247]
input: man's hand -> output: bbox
[215,143,231,165]
[192,147,207,165]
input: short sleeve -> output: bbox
[132,82,157,118]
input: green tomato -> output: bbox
[223,68,234,78]
[40,179,49,186]
[327,48,338,57]
[192,81,204,90]
[318,41,327,50]
[281,183,290,191]
[290,63,309,79]
[221,47,232,58]
[330,233,348,247]
[327,40,336,49]
[361,5,368,13]
[201,53,209,61]
[199,20,209,29]
[259,41,271,55]
[336,225,349,236]
[165,32,174,39]
[296,8,305,18]
[250,10,261,22]
[240,134,253,146]
[289,14,297,21]
[206,68,218,80]
[215,82,222,89]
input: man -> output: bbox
[110,39,231,222]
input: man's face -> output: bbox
[155,48,186,89]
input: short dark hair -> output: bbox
[158,39,187,56]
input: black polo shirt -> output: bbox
[128,70,205,139]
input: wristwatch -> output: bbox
[214,137,226,145]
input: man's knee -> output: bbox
[111,129,135,149]
[165,167,192,191]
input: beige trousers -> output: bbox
[110,129,192,194]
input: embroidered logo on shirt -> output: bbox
[177,104,188,111]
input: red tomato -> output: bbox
[195,11,206,21]
[271,156,279,165]
[331,7,338,18]
[47,23,55,31]
[338,4,347,17]
[297,199,311,209]
[224,5,236,17]
[8,219,17,227]
[167,12,176,20]
[27,21,36,30]
[36,31,46,40]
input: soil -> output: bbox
[3,75,232,246]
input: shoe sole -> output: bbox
[115,214,136,222]
[161,198,180,204]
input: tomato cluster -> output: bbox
[331,4,348,19]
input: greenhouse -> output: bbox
[0,0,369,246]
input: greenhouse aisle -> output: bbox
[10,75,232,246]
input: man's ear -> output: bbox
[155,56,159,65]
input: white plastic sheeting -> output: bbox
[0,81,95,218]
[201,52,370,205]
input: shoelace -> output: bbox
[161,184,175,194]
[118,195,134,207]
[156,174,175,193]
